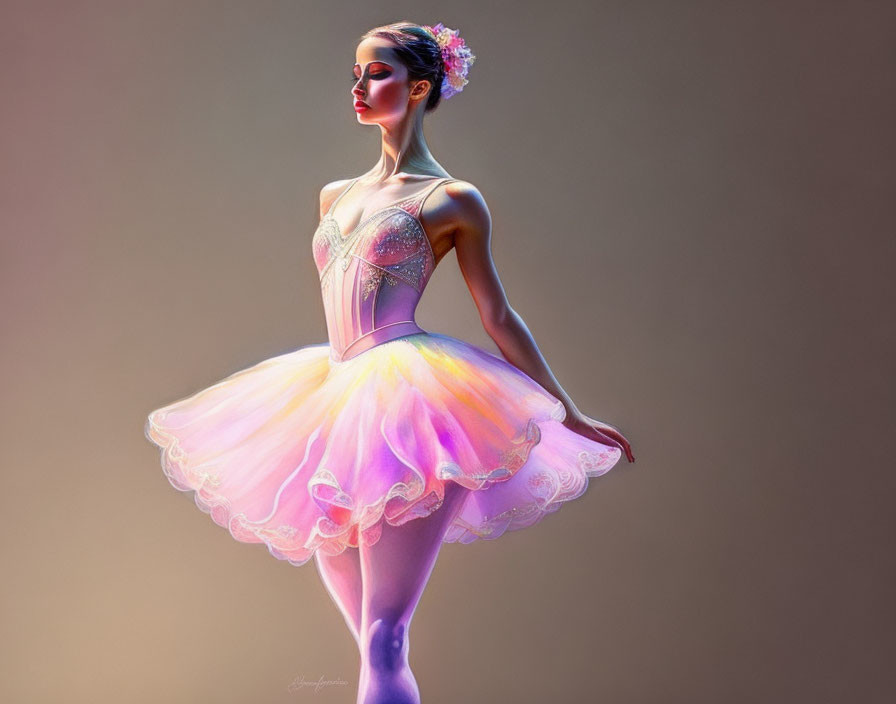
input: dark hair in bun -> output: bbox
[360,22,445,112]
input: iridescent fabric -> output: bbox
[145,177,621,566]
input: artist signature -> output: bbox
[287,673,350,694]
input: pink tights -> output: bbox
[313,481,469,704]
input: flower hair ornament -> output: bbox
[422,23,475,99]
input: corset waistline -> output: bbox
[329,320,426,363]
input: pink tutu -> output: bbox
[144,332,621,567]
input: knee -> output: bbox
[364,616,408,673]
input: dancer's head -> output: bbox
[351,22,475,124]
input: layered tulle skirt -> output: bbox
[144,332,621,567]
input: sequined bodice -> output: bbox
[312,177,456,362]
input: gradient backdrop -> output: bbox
[2,1,893,702]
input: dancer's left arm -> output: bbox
[442,182,634,462]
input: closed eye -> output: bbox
[350,71,390,82]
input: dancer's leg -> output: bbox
[314,547,363,647]
[356,481,469,704]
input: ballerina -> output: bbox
[145,20,634,704]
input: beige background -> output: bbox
[2,1,893,702]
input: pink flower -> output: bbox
[422,23,475,100]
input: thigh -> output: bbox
[359,481,469,621]
[315,544,362,585]
[314,546,364,638]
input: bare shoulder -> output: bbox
[438,179,491,240]
[442,179,487,212]
[318,178,355,219]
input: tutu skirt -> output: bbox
[144,332,621,567]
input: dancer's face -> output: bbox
[351,37,429,123]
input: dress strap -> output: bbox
[329,176,457,219]
[402,177,458,218]
[326,177,360,215]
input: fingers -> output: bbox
[609,432,634,462]
[597,425,635,463]
[591,428,624,453]
[596,433,634,463]
[564,416,635,462]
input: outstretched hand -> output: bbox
[562,408,635,463]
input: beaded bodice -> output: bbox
[312,177,457,362]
